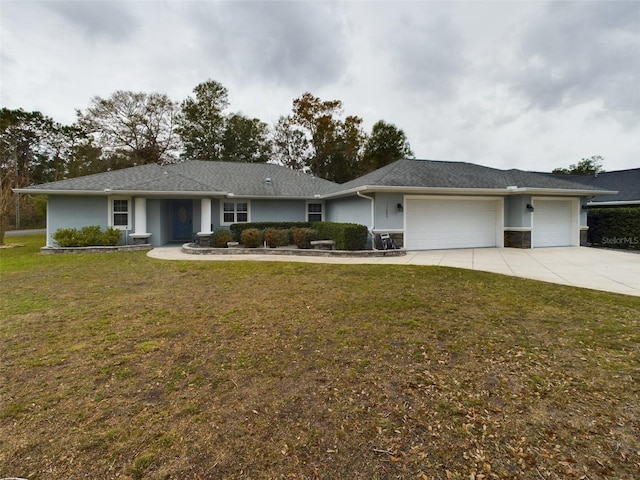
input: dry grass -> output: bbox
[1,234,639,479]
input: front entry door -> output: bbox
[172,200,193,241]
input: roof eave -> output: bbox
[587,200,640,206]
[323,185,617,198]
[12,188,229,197]
[515,188,618,196]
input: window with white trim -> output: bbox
[109,197,131,230]
[222,201,249,225]
[307,202,324,222]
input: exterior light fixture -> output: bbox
[526,203,534,212]
[397,203,404,212]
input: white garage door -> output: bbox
[405,198,501,250]
[532,199,575,248]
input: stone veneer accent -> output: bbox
[504,230,531,249]
[580,229,588,247]
[41,244,153,254]
[182,243,406,258]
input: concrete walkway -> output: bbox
[148,246,640,297]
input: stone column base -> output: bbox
[580,228,588,246]
[197,232,213,247]
[504,230,531,248]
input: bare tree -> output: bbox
[77,91,181,167]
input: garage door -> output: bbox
[405,198,502,250]
[532,199,575,248]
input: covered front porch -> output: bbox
[129,197,216,247]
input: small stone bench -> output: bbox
[310,240,335,250]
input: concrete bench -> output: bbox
[310,240,335,250]
[129,233,152,245]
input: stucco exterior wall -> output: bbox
[146,199,170,246]
[374,193,405,231]
[251,199,306,222]
[47,195,108,246]
[326,196,371,228]
[504,195,532,228]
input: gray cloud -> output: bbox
[513,1,640,120]
[348,3,467,102]
[186,2,348,89]
[386,10,466,99]
[46,1,138,42]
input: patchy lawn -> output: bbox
[1,234,639,480]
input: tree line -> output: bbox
[2,79,413,185]
[1,79,414,242]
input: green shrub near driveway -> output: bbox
[314,222,368,250]
[588,207,640,250]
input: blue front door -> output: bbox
[172,200,193,241]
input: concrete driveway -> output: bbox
[148,246,640,297]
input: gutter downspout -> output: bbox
[357,191,376,250]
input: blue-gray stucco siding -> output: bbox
[47,195,108,246]
[326,196,371,227]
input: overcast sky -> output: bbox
[1,0,639,172]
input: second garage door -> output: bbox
[532,199,576,248]
[405,197,503,250]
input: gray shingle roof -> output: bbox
[337,159,610,192]
[19,158,613,198]
[548,169,640,203]
[20,161,339,197]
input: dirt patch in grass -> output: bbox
[1,235,639,479]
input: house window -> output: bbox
[222,201,249,225]
[307,202,323,222]
[109,198,131,230]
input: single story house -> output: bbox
[16,158,616,250]
[549,168,640,208]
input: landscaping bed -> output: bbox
[41,244,153,254]
[182,242,405,257]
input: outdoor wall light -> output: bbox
[581,204,589,210]
[526,203,534,212]
[397,203,404,212]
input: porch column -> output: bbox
[134,197,147,234]
[130,197,151,245]
[197,198,213,247]
[199,198,213,234]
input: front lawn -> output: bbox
[1,234,639,479]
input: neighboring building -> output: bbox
[16,158,615,250]
[550,168,640,207]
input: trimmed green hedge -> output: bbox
[588,207,640,250]
[313,222,368,250]
[231,221,368,250]
[53,226,122,247]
